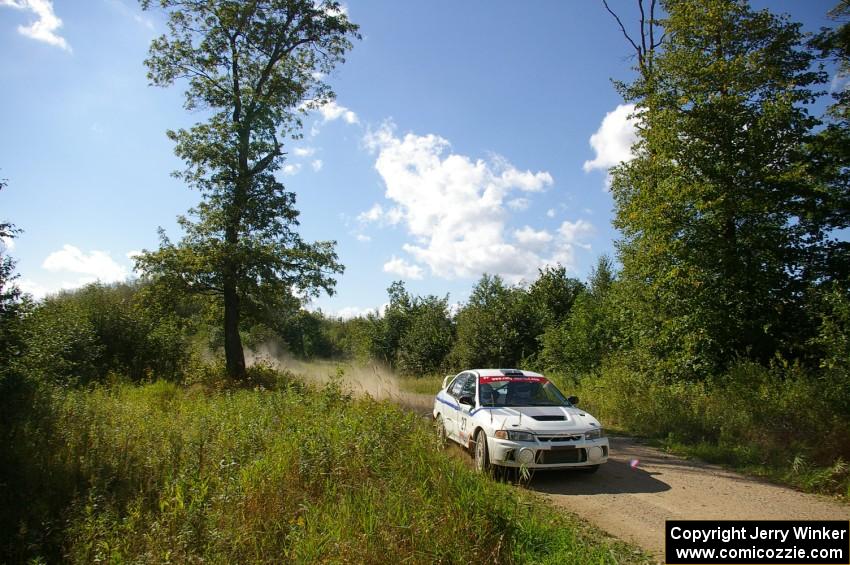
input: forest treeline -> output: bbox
[5,248,848,496]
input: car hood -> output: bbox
[478,405,601,433]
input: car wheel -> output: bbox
[473,429,490,473]
[579,465,600,474]
[435,415,447,448]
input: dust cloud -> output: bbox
[245,342,434,415]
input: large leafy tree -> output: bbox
[539,256,619,378]
[814,1,850,122]
[397,294,454,376]
[609,0,837,377]
[807,1,850,284]
[136,1,359,378]
[0,178,25,385]
[450,275,535,369]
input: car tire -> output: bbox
[579,465,600,474]
[473,429,490,473]
[435,415,447,448]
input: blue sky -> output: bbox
[0,0,841,317]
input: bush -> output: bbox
[21,282,189,385]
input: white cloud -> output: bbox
[493,159,553,192]
[17,278,47,299]
[282,163,301,176]
[514,226,553,250]
[558,219,594,242]
[132,12,154,30]
[536,221,594,270]
[294,146,316,157]
[1,235,15,251]
[357,203,384,223]
[383,256,424,280]
[507,197,529,211]
[1,0,71,52]
[42,244,129,283]
[319,100,359,124]
[311,159,323,172]
[385,207,404,225]
[330,302,388,321]
[583,103,638,173]
[361,122,590,283]
[546,208,556,218]
[558,219,594,251]
[333,306,372,320]
[356,233,371,242]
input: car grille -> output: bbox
[536,434,582,442]
[537,447,587,464]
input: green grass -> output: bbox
[565,358,850,500]
[2,367,651,564]
[397,373,446,395]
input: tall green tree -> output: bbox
[0,178,25,385]
[525,264,585,330]
[539,256,619,378]
[136,1,359,378]
[373,281,414,364]
[814,1,850,122]
[806,1,850,284]
[397,295,454,375]
[609,0,834,377]
[450,274,534,369]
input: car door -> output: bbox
[441,373,466,441]
[452,373,478,445]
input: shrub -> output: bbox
[21,283,189,385]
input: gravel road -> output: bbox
[530,436,850,563]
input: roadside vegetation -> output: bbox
[219,1,850,498]
[0,359,649,563]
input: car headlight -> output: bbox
[495,430,536,442]
[584,428,604,441]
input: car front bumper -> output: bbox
[488,437,609,469]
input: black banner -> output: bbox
[666,520,849,564]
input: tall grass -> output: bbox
[569,354,850,498]
[2,368,648,564]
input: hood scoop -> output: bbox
[530,415,566,421]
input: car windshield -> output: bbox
[478,377,570,407]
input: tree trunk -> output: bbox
[223,202,246,380]
[223,276,246,380]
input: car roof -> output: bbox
[470,368,544,378]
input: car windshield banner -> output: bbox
[479,376,549,384]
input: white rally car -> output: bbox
[433,369,609,472]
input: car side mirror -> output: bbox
[568,395,579,406]
[459,395,475,407]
